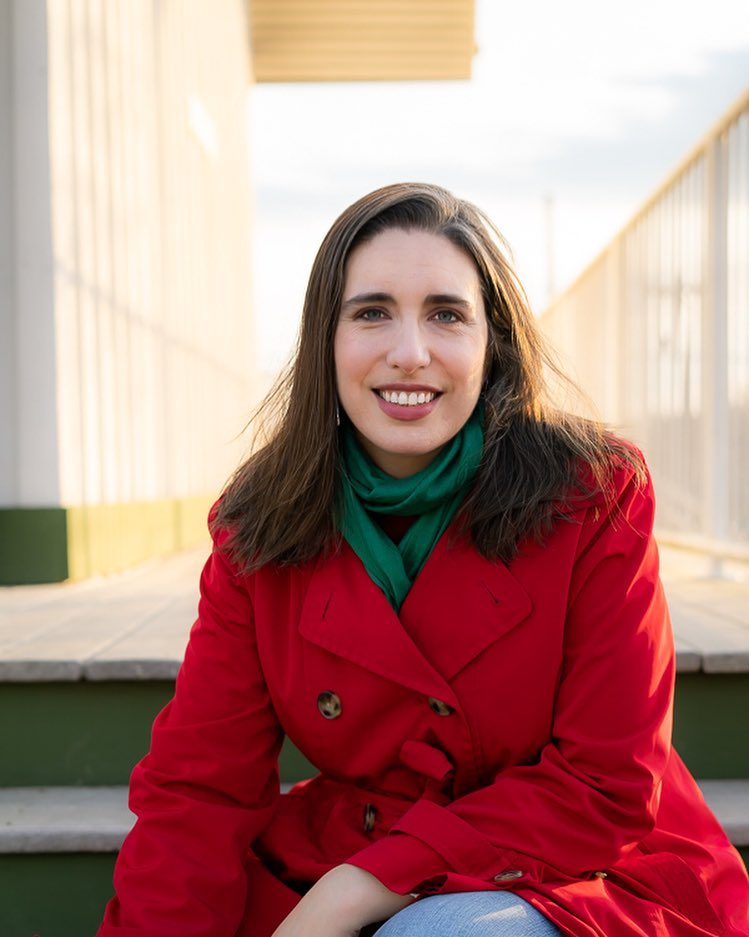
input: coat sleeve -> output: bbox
[97,528,287,937]
[346,462,676,895]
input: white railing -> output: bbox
[540,88,749,560]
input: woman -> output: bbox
[98,183,748,937]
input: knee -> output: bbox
[374,892,560,937]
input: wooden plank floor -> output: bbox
[0,543,747,680]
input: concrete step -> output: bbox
[1,546,748,785]
[1,783,745,937]
[0,548,204,682]
[1,781,747,854]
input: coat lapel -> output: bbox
[400,531,533,681]
[299,542,459,705]
[300,531,533,691]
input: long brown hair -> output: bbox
[214,182,643,569]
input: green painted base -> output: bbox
[0,496,214,585]
[0,673,746,788]
[673,673,749,778]
[0,682,175,787]
[0,682,316,787]
[280,734,317,782]
[0,853,117,937]
[0,508,68,584]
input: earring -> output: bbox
[335,401,341,427]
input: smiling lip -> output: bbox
[373,387,441,421]
[378,388,438,406]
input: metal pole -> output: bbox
[702,138,729,578]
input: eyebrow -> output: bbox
[341,291,475,310]
[341,291,393,309]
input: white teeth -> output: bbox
[379,390,436,406]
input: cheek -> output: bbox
[454,342,489,389]
[333,334,369,389]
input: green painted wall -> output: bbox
[0,496,213,585]
[0,682,316,787]
[0,682,175,786]
[0,508,68,584]
[672,673,749,778]
[0,854,117,937]
[2,675,747,788]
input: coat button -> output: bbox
[493,869,524,882]
[317,691,342,719]
[428,697,454,716]
[592,871,608,879]
[363,803,377,833]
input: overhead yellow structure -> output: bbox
[250,0,476,82]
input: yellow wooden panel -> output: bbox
[66,496,214,580]
[249,0,475,82]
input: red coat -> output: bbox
[98,464,749,937]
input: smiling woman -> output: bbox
[208,183,640,573]
[98,184,749,937]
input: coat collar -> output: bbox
[299,530,532,700]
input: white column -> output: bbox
[0,0,16,503]
[13,0,59,505]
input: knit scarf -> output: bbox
[338,406,483,610]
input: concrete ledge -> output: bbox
[0,780,746,854]
[0,787,133,853]
[0,547,748,681]
[0,551,203,682]
[697,780,749,846]
[674,641,701,674]
[669,598,749,674]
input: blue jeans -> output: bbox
[373,891,562,936]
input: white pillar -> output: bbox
[13,0,59,505]
[0,0,16,503]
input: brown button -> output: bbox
[317,691,342,719]
[428,697,454,716]
[363,803,376,833]
[493,869,524,882]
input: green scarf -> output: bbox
[338,406,483,610]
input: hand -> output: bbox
[271,864,414,937]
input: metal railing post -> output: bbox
[702,136,729,577]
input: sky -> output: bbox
[249,0,749,377]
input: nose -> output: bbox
[385,319,431,373]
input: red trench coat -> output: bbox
[98,463,749,937]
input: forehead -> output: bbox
[344,228,481,294]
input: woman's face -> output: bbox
[334,228,488,478]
